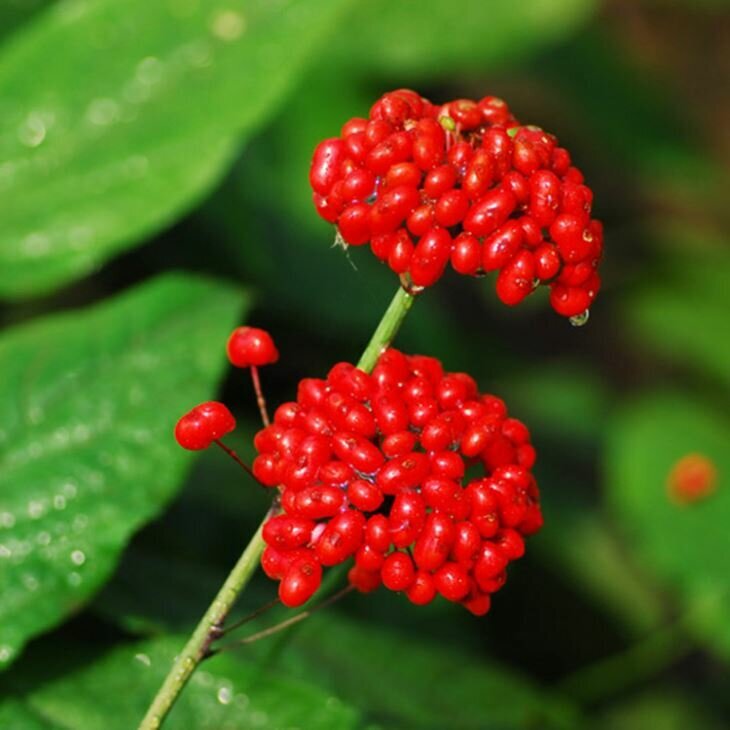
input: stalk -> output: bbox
[138,285,416,729]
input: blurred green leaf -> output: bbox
[535,503,665,634]
[0,0,352,299]
[0,273,246,669]
[1,636,361,729]
[499,362,610,444]
[625,230,730,388]
[0,698,56,729]
[0,0,54,43]
[328,0,597,78]
[89,538,573,728]
[606,392,730,656]
[596,690,726,730]
[254,614,576,729]
[532,30,726,208]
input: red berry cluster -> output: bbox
[254,349,542,611]
[310,89,602,318]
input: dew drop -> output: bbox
[210,9,246,41]
[23,233,51,259]
[135,652,152,667]
[70,549,86,566]
[569,310,590,327]
[217,684,233,705]
[27,499,46,519]
[136,56,163,85]
[0,512,16,528]
[17,112,47,147]
[86,97,120,126]
[0,645,14,663]
[22,574,39,591]
[54,495,67,510]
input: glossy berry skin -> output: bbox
[175,401,235,450]
[257,349,542,612]
[227,326,279,368]
[310,89,603,319]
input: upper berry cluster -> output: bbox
[253,349,542,612]
[310,89,603,318]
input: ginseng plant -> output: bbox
[139,89,603,729]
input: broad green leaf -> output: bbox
[597,690,727,730]
[0,273,247,669]
[328,0,597,78]
[0,0,351,299]
[624,230,730,388]
[606,392,730,658]
[257,614,576,729]
[1,636,361,730]
[89,540,573,728]
[0,0,54,43]
[0,698,56,729]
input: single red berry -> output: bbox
[381,551,416,591]
[175,401,235,450]
[279,556,322,607]
[227,327,279,368]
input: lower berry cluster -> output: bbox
[254,349,542,612]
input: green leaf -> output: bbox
[89,542,573,728]
[2,636,361,730]
[498,362,610,444]
[0,0,351,299]
[534,503,665,634]
[606,392,730,657]
[0,0,53,43]
[0,273,246,669]
[624,229,730,388]
[0,698,56,729]
[257,614,576,729]
[328,0,597,78]
[596,690,727,730]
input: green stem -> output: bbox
[138,285,416,729]
[357,286,415,372]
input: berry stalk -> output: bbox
[138,285,417,730]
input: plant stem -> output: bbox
[250,365,270,427]
[357,286,415,372]
[138,503,276,729]
[138,285,416,729]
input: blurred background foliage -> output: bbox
[0,0,728,728]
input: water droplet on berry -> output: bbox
[569,310,590,327]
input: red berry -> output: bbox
[175,401,235,450]
[381,551,416,591]
[227,327,279,368]
[279,556,322,607]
